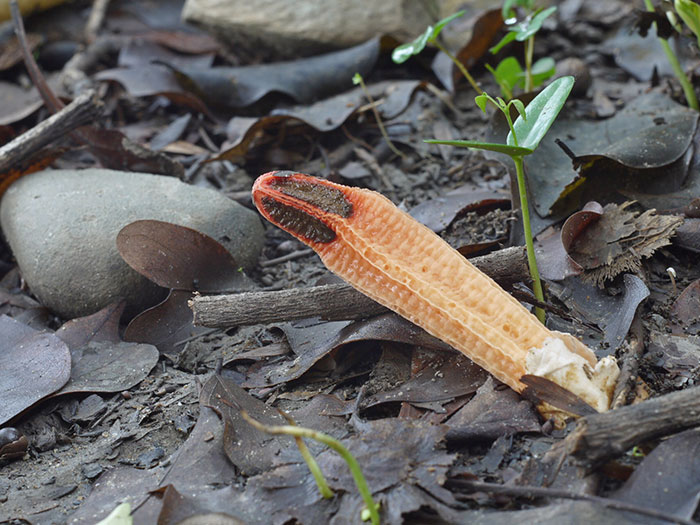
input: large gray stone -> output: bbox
[0,169,264,319]
[182,0,438,58]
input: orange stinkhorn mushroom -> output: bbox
[252,171,619,414]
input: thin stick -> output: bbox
[0,90,102,174]
[11,0,63,112]
[433,40,483,95]
[354,74,405,159]
[85,0,112,43]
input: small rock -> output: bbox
[82,463,103,480]
[0,169,264,319]
[182,0,436,58]
[555,57,592,97]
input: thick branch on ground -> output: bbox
[564,385,700,468]
[0,90,102,173]
[191,246,528,327]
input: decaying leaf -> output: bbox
[118,220,253,354]
[200,374,288,476]
[243,313,452,388]
[362,353,487,410]
[445,377,541,443]
[54,302,160,396]
[216,80,424,161]
[647,331,700,386]
[671,279,700,335]
[568,202,683,286]
[0,315,71,425]
[614,428,700,520]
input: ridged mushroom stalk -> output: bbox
[252,171,619,414]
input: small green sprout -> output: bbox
[426,76,575,323]
[644,0,699,111]
[490,3,558,94]
[241,410,381,525]
[486,56,555,99]
[392,11,483,95]
[353,72,405,159]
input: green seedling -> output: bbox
[490,2,557,94]
[353,72,405,159]
[241,410,381,525]
[392,11,483,94]
[644,0,699,111]
[426,76,575,323]
[675,0,700,47]
[486,55,555,100]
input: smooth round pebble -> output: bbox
[0,169,264,319]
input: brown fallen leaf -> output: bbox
[568,202,684,286]
[53,301,159,396]
[671,279,700,335]
[200,373,287,476]
[117,220,254,354]
[243,313,453,388]
[0,315,71,425]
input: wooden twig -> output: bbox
[191,246,529,328]
[85,0,112,43]
[564,385,700,469]
[611,315,645,410]
[0,90,102,173]
[11,0,63,112]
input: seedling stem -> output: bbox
[242,411,380,525]
[514,155,545,322]
[353,72,405,159]
[644,0,699,111]
[432,39,484,95]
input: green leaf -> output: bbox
[431,10,465,41]
[391,26,432,63]
[426,139,533,156]
[391,11,466,64]
[502,0,534,21]
[529,56,556,87]
[514,6,557,41]
[490,31,517,54]
[675,0,700,47]
[489,56,522,98]
[474,93,490,113]
[507,76,574,151]
[352,73,362,85]
[511,99,527,120]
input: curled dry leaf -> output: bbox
[216,80,423,162]
[568,202,683,286]
[118,220,252,354]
